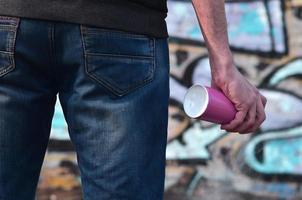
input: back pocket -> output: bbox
[80,25,155,97]
[0,15,20,77]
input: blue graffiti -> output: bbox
[268,59,302,86]
[245,125,302,175]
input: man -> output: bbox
[0,0,266,199]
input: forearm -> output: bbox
[192,0,267,133]
[192,0,233,73]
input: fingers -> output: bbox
[221,93,266,134]
[236,102,257,134]
[221,109,248,132]
[248,96,266,133]
[221,96,266,134]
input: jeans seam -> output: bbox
[11,18,19,71]
[80,24,87,55]
[48,23,56,66]
[79,23,89,96]
[147,37,155,83]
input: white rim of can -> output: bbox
[183,84,209,118]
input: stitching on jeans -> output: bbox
[48,23,57,65]
[79,25,119,96]
[79,24,88,78]
[0,26,16,31]
[0,50,13,54]
[81,25,151,40]
[0,15,20,24]
[80,26,156,97]
[0,17,20,77]
[148,37,156,81]
[84,56,154,96]
[84,52,153,60]
[84,54,155,97]
[11,18,20,70]
[80,24,87,55]
[80,24,99,94]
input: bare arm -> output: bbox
[191,0,267,134]
[192,0,232,74]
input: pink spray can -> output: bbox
[183,84,236,124]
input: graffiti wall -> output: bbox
[37,0,302,199]
[166,0,288,56]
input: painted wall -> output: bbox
[37,0,302,199]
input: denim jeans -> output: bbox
[0,15,170,200]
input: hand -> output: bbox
[210,55,267,134]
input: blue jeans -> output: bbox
[0,15,170,200]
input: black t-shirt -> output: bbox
[130,0,168,12]
[0,0,169,38]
